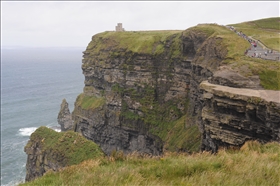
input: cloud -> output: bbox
[1,1,279,47]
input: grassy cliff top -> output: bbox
[85,30,183,55]
[191,21,279,90]
[25,127,104,166]
[229,17,280,51]
[185,23,251,59]
[20,141,280,186]
[226,17,280,90]
[85,24,248,58]
[85,18,279,56]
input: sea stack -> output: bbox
[57,99,73,131]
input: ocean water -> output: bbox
[1,47,85,185]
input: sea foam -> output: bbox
[18,126,61,136]
[18,127,37,136]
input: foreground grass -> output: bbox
[20,141,280,186]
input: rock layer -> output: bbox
[200,81,280,151]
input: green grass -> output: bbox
[240,17,279,30]
[20,141,280,186]
[259,69,280,90]
[75,93,105,110]
[224,56,280,90]
[25,126,104,166]
[86,30,183,56]
[185,24,251,60]
[229,17,280,51]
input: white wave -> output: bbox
[47,124,61,133]
[52,127,61,132]
[18,127,37,136]
[18,126,61,137]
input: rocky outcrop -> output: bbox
[25,134,63,182]
[24,126,103,182]
[58,99,73,131]
[200,81,280,152]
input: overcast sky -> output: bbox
[1,1,279,48]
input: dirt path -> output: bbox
[245,37,280,61]
[227,26,280,61]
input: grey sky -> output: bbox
[1,1,279,48]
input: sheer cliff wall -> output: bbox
[72,25,280,155]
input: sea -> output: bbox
[1,47,85,186]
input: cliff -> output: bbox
[23,20,280,183]
[71,24,280,155]
[24,126,103,181]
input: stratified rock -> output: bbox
[57,99,73,131]
[200,81,280,152]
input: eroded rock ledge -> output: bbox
[200,81,280,152]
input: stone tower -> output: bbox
[115,23,125,32]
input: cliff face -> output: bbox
[71,25,280,155]
[72,30,209,155]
